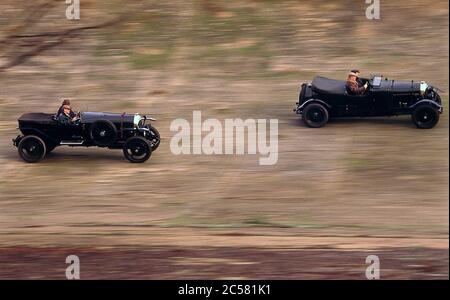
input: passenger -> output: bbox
[346,71,368,95]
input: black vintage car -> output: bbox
[294,75,443,128]
[13,112,160,163]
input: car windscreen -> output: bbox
[372,76,382,87]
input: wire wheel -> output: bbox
[303,103,329,128]
[18,135,46,163]
[412,105,439,129]
[123,136,152,163]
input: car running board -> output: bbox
[60,140,84,145]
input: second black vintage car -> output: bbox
[13,112,160,163]
[294,75,443,128]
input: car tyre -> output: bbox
[412,105,440,129]
[123,136,152,163]
[90,120,117,147]
[302,103,329,128]
[18,135,46,163]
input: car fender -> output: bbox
[409,99,443,113]
[297,99,332,113]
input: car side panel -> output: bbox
[314,93,375,117]
[19,121,61,144]
[372,92,394,116]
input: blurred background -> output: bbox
[0,0,448,279]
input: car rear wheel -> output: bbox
[302,103,329,128]
[147,125,160,151]
[18,135,46,163]
[123,136,152,163]
[412,105,440,129]
[90,120,117,147]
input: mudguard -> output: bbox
[409,99,443,113]
[296,99,332,113]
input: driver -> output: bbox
[58,104,79,125]
[346,71,368,95]
[351,69,365,87]
[57,99,76,118]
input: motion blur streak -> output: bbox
[0,0,448,279]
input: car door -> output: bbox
[372,92,393,116]
[335,93,374,116]
[56,122,83,141]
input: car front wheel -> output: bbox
[302,103,329,128]
[18,135,47,163]
[412,105,440,129]
[123,136,152,163]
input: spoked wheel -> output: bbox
[302,103,329,128]
[123,136,152,163]
[147,125,160,151]
[412,105,440,129]
[90,120,117,147]
[18,135,46,163]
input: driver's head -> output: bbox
[62,105,71,116]
[61,99,71,106]
[347,71,358,81]
[351,69,360,76]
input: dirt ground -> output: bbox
[0,245,448,279]
[0,0,448,279]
